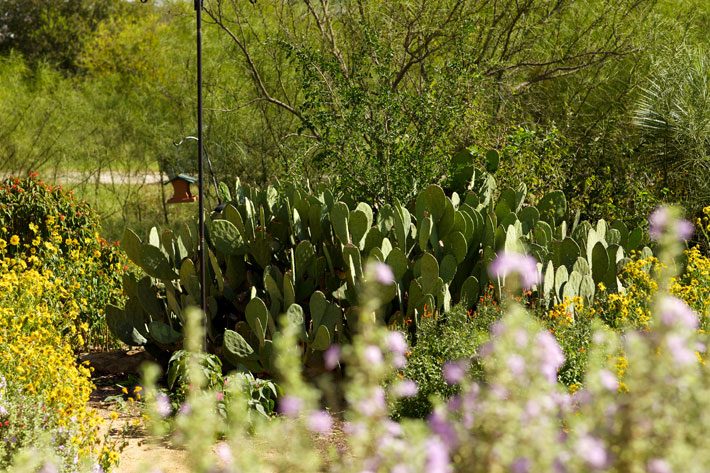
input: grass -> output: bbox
[70,181,200,242]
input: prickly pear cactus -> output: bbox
[107,152,654,377]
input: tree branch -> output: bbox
[204,2,321,140]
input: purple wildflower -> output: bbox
[324,345,341,370]
[536,331,565,383]
[392,353,407,369]
[598,369,618,392]
[215,442,233,465]
[576,435,608,469]
[490,383,509,400]
[279,395,303,418]
[659,296,698,329]
[155,393,171,418]
[384,419,403,437]
[478,341,494,358]
[524,399,541,421]
[368,262,395,285]
[0,405,7,416]
[364,345,383,366]
[506,354,526,377]
[443,360,467,385]
[491,321,505,336]
[392,380,418,398]
[446,395,462,412]
[514,329,528,348]
[91,464,104,473]
[551,391,572,411]
[553,455,569,473]
[571,389,592,406]
[386,331,408,355]
[428,409,459,449]
[647,459,673,473]
[343,421,365,436]
[462,387,479,428]
[677,219,694,240]
[511,457,531,473]
[424,437,452,473]
[489,251,540,288]
[178,402,191,415]
[307,410,333,434]
[649,207,694,241]
[357,387,386,417]
[649,207,670,240]
[38,463,58,473]
[666,334,697,366]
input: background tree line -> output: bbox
[0,0,707,239]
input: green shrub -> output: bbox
[393,299,501,419]
[496,126,572,204]
[536,297,597,389]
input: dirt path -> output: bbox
[1,171,167,185]
[86,350,190,473]
[85,350,347,472]
[92,402,190,473]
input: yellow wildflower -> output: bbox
[9,235,19,246]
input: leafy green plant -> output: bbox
[5,207,708,472]
[496,126,573,204]
[392,302,499,419]
[226,372,280,419]
[167,350,224,404]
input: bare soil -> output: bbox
[85,349,350,473]
[86,349,190,473]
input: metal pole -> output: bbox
[196,0,208,344]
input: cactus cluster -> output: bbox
[106,152,653,374]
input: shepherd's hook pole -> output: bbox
[139,0,208,349]
[196,0,208,349]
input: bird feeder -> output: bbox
[166,174,198,204]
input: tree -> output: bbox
[203,0,657,203]
[0,0,124,70]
